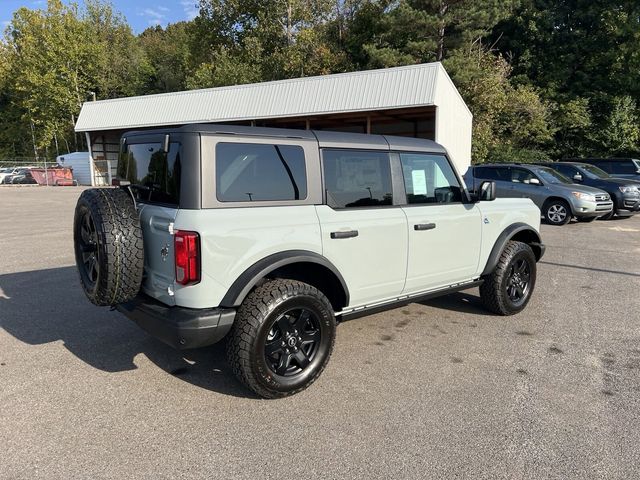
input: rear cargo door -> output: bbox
[119,138,183,306]
[138,204,177,305]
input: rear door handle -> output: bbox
[414,223,436,231]
[330,230,359,239]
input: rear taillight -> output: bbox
[174,230,200,285]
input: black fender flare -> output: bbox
[481,223,544,276]
[220,250,350,308]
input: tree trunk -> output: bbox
[437,1,449,61]
[287,1,292,45]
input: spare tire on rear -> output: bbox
[73,188,144,306]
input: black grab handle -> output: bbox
[414,223,436,231]
[330,230,359,239]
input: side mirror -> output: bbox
[478,181,496,201]
[529,178,541,185]
[573,173,583,182]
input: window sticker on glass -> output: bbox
[412,169,428,195]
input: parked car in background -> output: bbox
[8,168,37,185]
[537,162,640,219]
[464,163,613,225]
[571,158,640,182]
[0,167,21,184]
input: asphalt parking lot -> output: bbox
[1,187,639,479]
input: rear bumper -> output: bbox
[116,294,236,350]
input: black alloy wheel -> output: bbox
[227,279,336,398]
[480,240,537,315]
[264,308,321,377]
[76,211,100,292]
[504,258,531,308]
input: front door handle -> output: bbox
[330,230,359,239]
[414,223,436,231]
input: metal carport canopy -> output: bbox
[75,62,472,172]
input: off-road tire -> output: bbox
[73,188,144,306]
[576,216,597,223]
[480,241,536,316]
[226,279,336,399]
[543,199,571,226]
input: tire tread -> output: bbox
[74,188,144,306]
[480,240,536,316]
[226,279,335,399]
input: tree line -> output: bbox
[1,0,638,163]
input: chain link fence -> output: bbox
[0,158,50,168]
[0,158,77,186]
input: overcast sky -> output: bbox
[1,0,199,34]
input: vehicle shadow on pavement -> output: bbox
[0,266,256,398]
[420,290,494,316]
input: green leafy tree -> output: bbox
[0,42,32,158]
[597,96,639,156]
[352,0,518,68]
[188,0,343,87]
[139,22,192,93]
[551,97,592,158]
[445,45,553,163]
[84,0,153,99]
[1,0,152,157]
[492,0,640,157]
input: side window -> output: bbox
[612,161,636,174]
[400,153,462,204]
[216,143,307,202]
[476,166,508,181]
[556,164,577,177]
[118,141,182,205]
[322,150,392,208]
[511,168,537,184]
[593,161,611,173]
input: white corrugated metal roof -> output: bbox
[75,62,464,132]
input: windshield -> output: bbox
[633,159,640,171]
[579,163,610,179]
[534,167,572,184]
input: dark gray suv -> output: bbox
[464,164,613,225]
[574,158,640,182]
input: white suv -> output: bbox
[73,125,545,398]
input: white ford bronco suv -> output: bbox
[74,124,545,398]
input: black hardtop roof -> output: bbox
[122,123,447,154]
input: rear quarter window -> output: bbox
[215,143,307,202]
